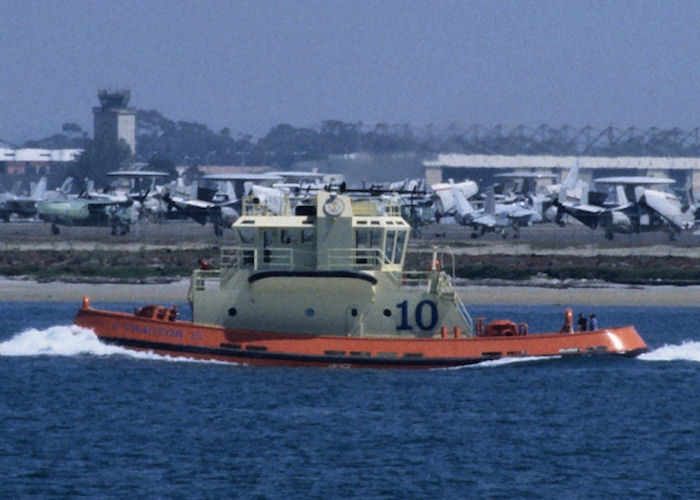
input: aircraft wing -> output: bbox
[555,201,605,229]
[562,203,606,215]
[472,214,499,228]
[181,199,214,209]
[643,191,694,230]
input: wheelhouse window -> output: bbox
[394,230,407,263]
[370,229,382,250]
[301,229,314,243]
[355,229,369,264]
[263,230,275,248]
[384,230,396,264]
[263,229,275,263]
[236,228,255,244]
[280,229,299,245]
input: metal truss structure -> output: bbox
[437,125,700,157]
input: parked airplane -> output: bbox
[553,179,607,230]
[450,184,520,238]
[105,170,171,221]
[494,172,557,197]
[493,172,559,223]
[163,173,283,235]
[594,177,695,240]
[0,177,74,221]
[36,171,168,235]
[430,179,479,221]
[37,196,135,235]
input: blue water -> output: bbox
[1,301,698,499]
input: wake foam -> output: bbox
[638,341,700,363]
[442,355,560,370]
[0,325,127,357]
[0,325,234,365]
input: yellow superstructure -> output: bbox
[189,191,472,337]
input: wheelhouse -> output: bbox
[228,191,411,273]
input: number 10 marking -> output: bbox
[396,299,438,331]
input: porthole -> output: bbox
[351,308,358,317]
[228,307,237,317]
[305,308,315,317]
[383,309,391,317]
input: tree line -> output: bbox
[21,112,700,187]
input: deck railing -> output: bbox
[220,246,398,272]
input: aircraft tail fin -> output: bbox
[31,177,47,200]
[562,162,579,192]
[450,184,475,219]
[682,186,696,214]
[224,181,237,203]
[581,182,589,205]
[616,185,628,206]
[59,177,74,195]
[484,186,496,215]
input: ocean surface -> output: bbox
[1,301,698,499]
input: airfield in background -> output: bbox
[1,218,697,257]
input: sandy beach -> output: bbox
[1,278,698,307]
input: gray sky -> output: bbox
[1,0,699,144]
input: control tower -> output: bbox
[93,89,136,154]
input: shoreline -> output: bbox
[1,278,698,307]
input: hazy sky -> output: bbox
[2,0,699,144]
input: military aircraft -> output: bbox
[450,184,520,238]
[493,171,559,223]
[105,170,171,220]
[430,179,479,221]
[37,197,134,235]
[0,177,48,221]
[594,177,695,240]
[553,180,607,230]
[162,173,283,235]
[36,171,168,235]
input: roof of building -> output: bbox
[0,148,83,162]
[424,154,700,170]
[195,165,272,175]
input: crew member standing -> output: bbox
[577,313,587,332]
[589,314,598,331]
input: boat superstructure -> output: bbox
[188,190,471,338]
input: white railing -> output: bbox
[220,246,398,272]
[326,248,390,270]
[454,292,474,334]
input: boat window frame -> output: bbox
[301,228,314,244]
[394,230,407,264]
[384,229,396,264]
[280,229,299,245]
[236,227,256,244]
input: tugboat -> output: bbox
[74,190,648,368]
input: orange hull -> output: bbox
[74,299,648,369]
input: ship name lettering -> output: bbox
[111,321,184,338]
